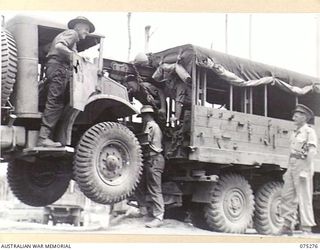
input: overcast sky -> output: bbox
[2,11,320,78]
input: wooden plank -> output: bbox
[194,116,292,139]
[190,62,197,146]
[189,147,320,172]
[190,106,320,167]
[202,69,207,105]
[196,66,200,105]
[188,146,289,167]
[264,85,267,116]
[194,105,295,128]
[249,87,253,114]
[193,126,291,149]
[192,129,289,155]
[229,85,233,111]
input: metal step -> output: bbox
[21,146,74,157]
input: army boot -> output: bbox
[278,225,293,236]
[37,126,62,147]
[145,218,163,228]
[301,226,312,235]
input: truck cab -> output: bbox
[1,15,143,208]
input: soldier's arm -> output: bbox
[55,30,79,60]
[307,128,318,161]
[145,124,154,144]
[55,43,74,59]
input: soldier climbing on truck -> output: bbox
[1,15,143,208]
[38,16,95,147]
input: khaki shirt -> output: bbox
[144,120,163,153]
[47,29,79,63]
[290,123,318,154]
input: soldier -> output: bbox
[37,16,95,147]
[152,63,192,123]
[279,104,318,235]
[138,105,165,228]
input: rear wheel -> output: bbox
[7,159,71,207]
[42,214,49,225]
[74,122,143,204]
[1,28,18,106]
[73,216,80,226]
[204,173,255,233]
[254,181,283,235]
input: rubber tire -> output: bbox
[254,181,284,235]
[1,27,18,106]
[42,214,49,225]
[191,203,210,230]
[7,159,71,207]
[73,216,80,226]
[74,122,143,204]
[204,173,255,233]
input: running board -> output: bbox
[21,146,75,158]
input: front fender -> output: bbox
[86,94,139,118]
[55,95,139,146]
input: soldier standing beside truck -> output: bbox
[37,16,95,147]
[138,105,165,228]
[279,104,318,235]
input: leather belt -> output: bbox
[289,153,306,159]
[47,55,70,66]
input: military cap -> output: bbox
[68,16,95,33]
[292,104,314,121]
[137,105,154,117]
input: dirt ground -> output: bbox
[0,206,319,243]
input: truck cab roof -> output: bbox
[6,15,104,52]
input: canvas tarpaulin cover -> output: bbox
[149,44,320,96]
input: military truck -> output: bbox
[2,15,320,235]
[103,44,320,234]
[1,15,143,208]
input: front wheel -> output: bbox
[74,122,143,204]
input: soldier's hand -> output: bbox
[146,94,155,103]
[81,56,91,62]
[170,116,178,123]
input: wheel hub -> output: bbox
[229,196,241,213]
[224,189,245,219]
[105,155,121,171]
[98,142,129,183]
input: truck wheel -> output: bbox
[73,216,80,226]
[7,159,71,207]
[204,173,254,233]
[253,181,283,235]
[42,214,49,225]
[1,28,18,106]
[74,122,143,204]
[191,203,209,230]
